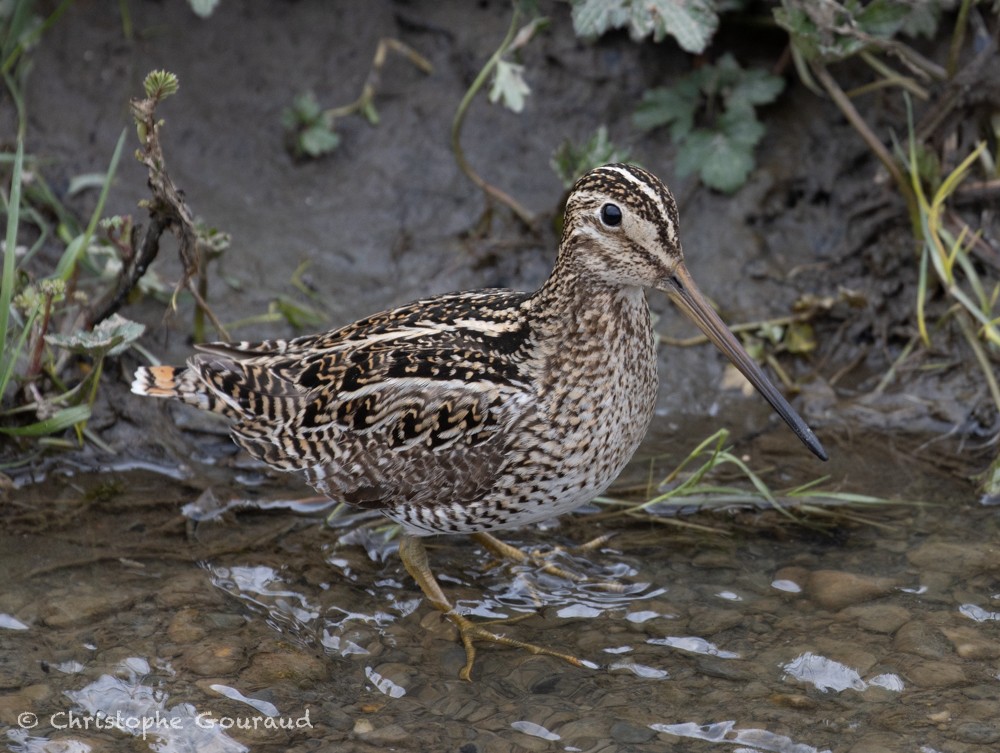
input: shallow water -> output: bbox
[3,429,998,753]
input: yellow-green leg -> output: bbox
[398,534,589,680]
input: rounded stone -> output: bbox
[610,720,656,744]
[893,621,952,659]
[806,570,896,611]
[837,604,911,634]
[947,722,1000,744]
[240,646,328,687]
[901,659,966,688]
[941,626,1000,659]
[179,640,246,676]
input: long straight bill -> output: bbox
[662,263,828,461]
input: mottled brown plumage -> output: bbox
[133,164,825,677]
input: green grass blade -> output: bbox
[0,404,91,437]
[0,137,24,391]
[54,128,127,282]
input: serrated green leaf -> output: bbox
[570,0,630,40]
[725,67,785,112]
[674,129,716,179]
[489,60,531,114]
[570,0,718,53]
[631,0,718,53]
[701,138,756,193]
[299,124,340,157]
[633,84,699,138]
[718,109,766,148]
[677,128,756,193]
[44,314,145,358]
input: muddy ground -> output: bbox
[3,2,1000,753]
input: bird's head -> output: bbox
[560,163,827,461]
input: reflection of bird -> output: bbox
[133,163,826,678]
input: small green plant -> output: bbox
[0,129,138,449]
[634,54,785,193]
[283,38,431,160]
[551,126,631,189]
[283,92,343,159]
[450,2,547,228]
[596,429,902,527]
[0,69,225,453]
[569,0,720,54]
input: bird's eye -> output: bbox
[600,203,622,227]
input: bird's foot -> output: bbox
[398,535,597,679]
[471,531,626,592]
[444,609,594,681]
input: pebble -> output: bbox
[179,639,246,676]
[769,693,818,710]
[610,720,656,744]
[806,570,896,611]
[941,626,1000,659]
[837,604,911,633]
[893,620,953,659]
[907,541,1000,574]
[240,646,329,687]
[686,608,743,635]
[946,722,1000,744]
[354,721,410,744]
[899,659,967,688]
[0,684,51,725]
[167,607,209,643]
[849,733,907,753]
[38,585,136,629]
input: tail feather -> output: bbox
[132,364,224,414]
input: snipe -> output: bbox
[133,164,826,678]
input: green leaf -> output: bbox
[633,80,700,139]
[855,0,910,37]
[677,127,758,193]
[775,0,920,62]
[142,70,179,101]
[299,124,340,157]
[287,91,322,125]
[488,60,531,113]
[725,67,785,113]
[0,405,91,437]
[67,172,109,197]
[718,109,766,149]
[631,0,718,53]
[550,126,631,188]
[634,56,775,191]
[570,0,718,53]
[45,314,145,358]
[570,0,630,40]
